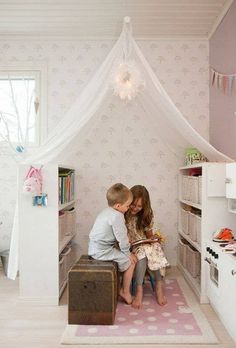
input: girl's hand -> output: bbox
[145,230,153,239]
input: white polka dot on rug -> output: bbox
[169,318,178,323]
[129,311,138,316]
[178,306,193,314]
[165,279,173,284]
[172,293,180,297]
[166,328,176,334]
[147,325,158,331]
[147,316,157,322]
[87,328,98,333]
[184,324,194,330]
[142,300,150,305]
[108,325,119,330]
[176,301,184,305]
[129,328,139,334]
[117,317,126,322]
[133,320,144,325]
[146,308,155,312]
[162,312,171,317]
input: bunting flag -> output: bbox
[211,68,236,94]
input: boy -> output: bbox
[88,183,137,304]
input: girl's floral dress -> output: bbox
[126,215,169,275]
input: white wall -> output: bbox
[0,38,209,265]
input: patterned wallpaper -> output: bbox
[0,39,209,265]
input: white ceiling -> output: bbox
[0,0,234,39]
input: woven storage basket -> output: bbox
[189,176,199,203]
[178,239,188,268]
[65,208,76,236]
[59,255,66,288]
[59,212,66,242]
[61,245,73,273]
[180,209,189,234]
[196,215,201,246]
[186,245,201,278]
[189,212,197,241]
[182,175,190,201]
[198,176,202,204]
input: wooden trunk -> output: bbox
[68,255,118,325]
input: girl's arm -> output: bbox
[144,217,155,239]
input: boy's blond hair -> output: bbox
[106,183,132,207]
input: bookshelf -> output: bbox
[18,164,78,305]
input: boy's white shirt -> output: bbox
[88,207,130,256]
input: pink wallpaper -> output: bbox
[209,1,236,159]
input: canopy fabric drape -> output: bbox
[7,17,232,280]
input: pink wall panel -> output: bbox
[210,1,236,159]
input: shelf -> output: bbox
[179,163,204,170]
[59,200,75,211]
[177,261,201,299]
[179,199,201,210]
[178,230,201,252]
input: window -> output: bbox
[0,66,47,149]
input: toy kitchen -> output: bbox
[205,163,236,342]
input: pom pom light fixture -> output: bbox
[112,61,145,101]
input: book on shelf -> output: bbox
[58,168,75,204]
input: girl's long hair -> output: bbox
[129,185,153,230]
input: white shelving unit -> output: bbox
[177,162,232,303]
[226,163,236,213]
[18,164,78,305]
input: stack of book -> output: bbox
[58,168,75,204]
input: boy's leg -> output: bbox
[132,258,147,309]
[154,269,167,306]
[119,261,136,305]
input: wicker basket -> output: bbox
[180,209,189,234]
[178,239,188,268]
[61,245,72,274]
[196,215,201,246]
[186,245,201,278]
[65,208,76,236]
[189,212,197,241]
[59,255,66,287]
[198,176,202,204]
[59,212,66,242]
[182,175,190,201]
[189,176,199,203]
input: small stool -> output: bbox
[131,270,156,295]
[68,255,118,325]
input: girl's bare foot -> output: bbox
[156,281,167,306]
[132,285,143,309]
[119,288,132,305]
[132,295,143,309]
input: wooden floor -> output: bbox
[0,266,236,348]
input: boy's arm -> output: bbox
[112,213,130,255]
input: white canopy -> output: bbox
[8,17,232,280]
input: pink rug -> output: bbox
[61,277,218,344]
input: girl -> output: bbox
[125,185,169,309]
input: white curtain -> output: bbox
[7,17,233,280]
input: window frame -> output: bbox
[0,63,47,148]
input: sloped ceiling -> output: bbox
[0,0,234,38]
